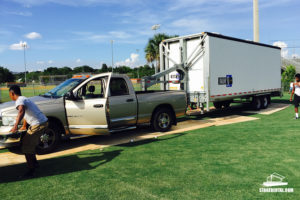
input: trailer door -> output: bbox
[186,38,205,93]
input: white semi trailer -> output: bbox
[142,32,282,113]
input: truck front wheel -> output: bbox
[36,122,61,154]
[152,108,173,132]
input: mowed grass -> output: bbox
[0,95,299,199]
[0,85,54,103]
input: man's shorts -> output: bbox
[21,122,48,154]
[294,95,300,107]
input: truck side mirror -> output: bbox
[65,91,75,100]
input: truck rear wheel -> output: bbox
[152,108,173,132]
[261,96,269,109]
[36,121,61,154]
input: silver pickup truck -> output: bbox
[0,73,186,153]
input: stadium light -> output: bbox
[151,24,161,34]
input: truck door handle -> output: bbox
[126,99,134,102]
[93,104,104,108]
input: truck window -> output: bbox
[109,78,129,96]
[77,77,107,99]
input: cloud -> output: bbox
[72,31,132,43]
[9,41,28,50]
[25,32,42,39]
[48,60,54,64]
[115,53,139,68]
[76,59,81,63]
[4,11,32,16]
[292,54,299,59]
[36,61,45,64]
[273,41,288,57]
[10,0,141,7]
[170,18,211,33]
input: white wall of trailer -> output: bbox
[207,36,281,101]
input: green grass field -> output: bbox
[0,94,299,199]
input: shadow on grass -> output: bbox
[0,149,122,184]
[117,133,186,147]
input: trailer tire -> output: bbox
[252,97,262,110]
[213,102,222,110]
[261,96,269,109]
[223,101,231,108]
[267,95,271,105]
[151,108,173,132]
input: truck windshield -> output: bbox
[43,79,83,98]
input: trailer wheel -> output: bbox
[267,95,271,105]
[252,97,262,110]
[213,102,222,110]
[261,96,269,109]
[36,121,61,154]
[152,108,173,132]
[223,101,231,109]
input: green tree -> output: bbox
[145,33,178,71]
[0,66,15,83]
[73,65,96,74]
[100,63,109,72]
[282,65,296,91]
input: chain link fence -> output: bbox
[0,79,161,103]
[0,83,56,103]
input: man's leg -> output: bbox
[295,107,299,119]
[23,154,36,177]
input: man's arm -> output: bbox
[10,105,25,133]
[290,83,295,101]
[20,119,27,131]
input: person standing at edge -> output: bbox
[9,85,48,177]
[290,74,300,119]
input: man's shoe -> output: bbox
[295,117,298,120]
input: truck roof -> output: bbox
[163,32,281,50]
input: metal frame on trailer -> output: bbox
[142,33,208,112]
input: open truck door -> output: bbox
[65,75,110,135]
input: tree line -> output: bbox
[0,64,155,84]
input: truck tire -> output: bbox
[261,96,269,109]
[213,102,222,110]
[252,97,262,110]
[152,108,173,132]
[36,121,61,154]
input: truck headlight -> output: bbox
[2,116,16,126]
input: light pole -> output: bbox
[111,40,114,73]
[136,49,140,78]
[253,0,259,42]
[21,41,28,84]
